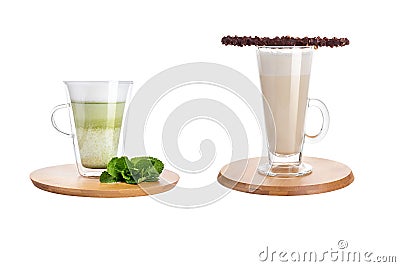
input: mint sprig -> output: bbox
[99,156,164,184]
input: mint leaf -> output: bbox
[130,157,164,174]
[145,176,160,182]
[125,179,138,185]
[131,157,151,169]
[100,156,164,184]
[150,157,164,174]
[99,171,117,183]
[107,157,119,177]
[115,156,129,172]
[130,156,144,166]
[121,169,133,181]
[137,176,147,183]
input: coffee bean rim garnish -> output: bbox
[221,36,350,48]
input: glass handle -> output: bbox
[305,98,330,143]
[51,104,72,137]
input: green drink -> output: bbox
[71,102,125,169]
[52,81,132,176]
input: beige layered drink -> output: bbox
[258,48,312,155]
[257,46,328,176]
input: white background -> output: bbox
[1,0,399,266]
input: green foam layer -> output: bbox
[71,102,125,129]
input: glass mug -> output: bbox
[51,81,132,176]
[257,46,329,177]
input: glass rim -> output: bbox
[63,81,133,84]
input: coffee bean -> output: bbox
[221,35,350,48]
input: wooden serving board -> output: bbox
[218,157,354,196]
[30,164,179,198]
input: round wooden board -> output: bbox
[218,157,354,196]
[30,164,180,198]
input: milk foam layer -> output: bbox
[64,81,132,103]
[257,48,313,76]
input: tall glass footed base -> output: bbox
[257,152,312,177]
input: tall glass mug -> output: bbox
[51,81,132,177]
[257,47,329,177]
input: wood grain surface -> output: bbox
[30,164,179,198]
[217,157,354,196]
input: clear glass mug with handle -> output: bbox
[257,46,329,177]
[51,81,132,177]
